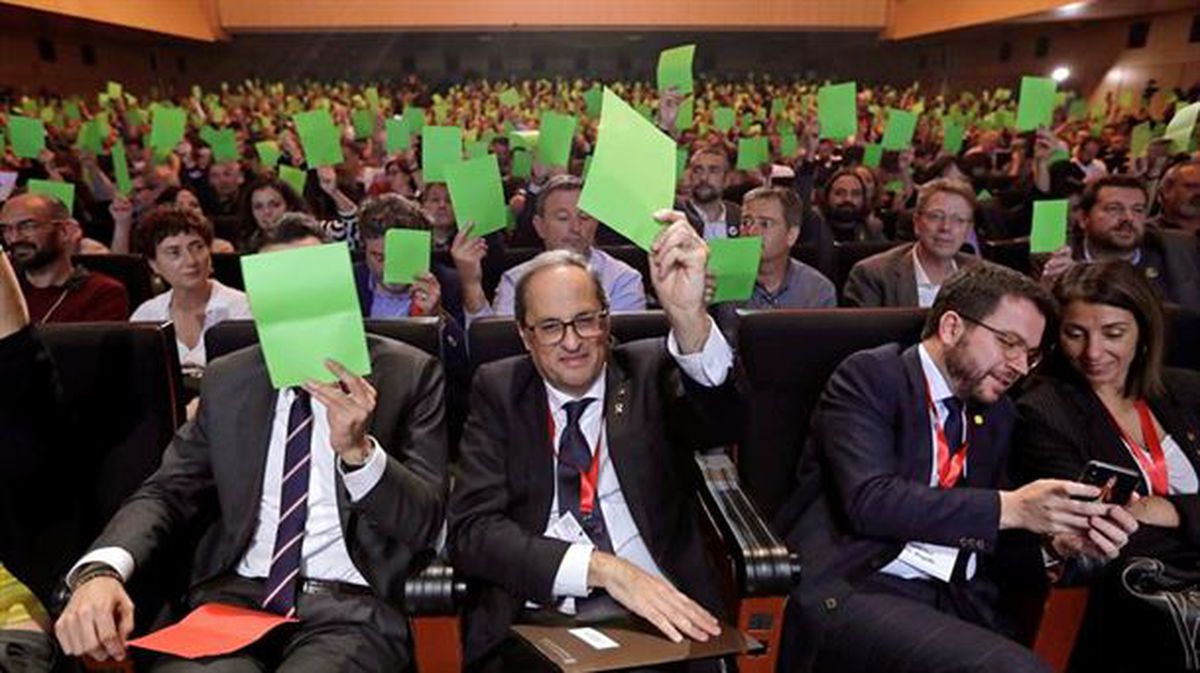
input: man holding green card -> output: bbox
[678,146,742,240]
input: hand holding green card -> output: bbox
[421,126,464,183]
[443,153,508,237]
[708,237,763,303]
[292,109,343,167]
[241,242,371,389]
[1016,76,1057,131]
[111,142,133,196]
[818,81,857,141]
[149,105,186,155]
[1163,102,1199,154]
[657,44,696,95]
[8,115,46,159]
[383,229,432,285]
[1030,199,1069,254]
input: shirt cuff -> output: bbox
[68,547,136,586]
[338,436,387,502]
[551,543,594,598]
[667,316,733,387]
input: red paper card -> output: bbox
[128,604,297,659]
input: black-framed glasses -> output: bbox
[523,310,610,346]
[959,313,1043,369]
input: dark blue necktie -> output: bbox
[556,398,612,553]
[943,396,965,455]
[262,389,313,617]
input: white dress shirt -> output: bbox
[69,390,388,587]
[912,246,957,309]
[1121,434,1199,495]
[879,344,977,582]
[545,319,734,606]
[129,280,253,375]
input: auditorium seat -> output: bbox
[204,317,442,362]
[73,253,158,310]
[1165,304,1200,371]
[210,251,245,290]
[832,240,903,297]
[467,311,671,371]
[981,237,1032,275]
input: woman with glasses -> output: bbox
[1015,260,1200,672]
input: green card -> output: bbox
[8,115,46,159]
[279,164,307,197]
[27,179,74,208]
[365,86,381,112]
[386,116,411,153]
[77,119,106,155]
[881,108,918,150]
[383,229,432,285]
[977,189,993,202]
[498,88,522,108]
[403,107,426,134]
[1030,199,1069,253]
[741,113,754,133]
[713,107,735,133]
[676,98,694,131]
[256,140,282,168]
[466,139,490,159]
[293,109,343,167]
[779,132,798,158]
[577,88,676,251]
[421,126,463,183]
[444,153,508,237]
[509,130,539,152]
[64,100,81,121]
[736,136,770,171]
[1129,122,1152,159]
[106,81,122,100]
[537,111,577,168]
[511,149,533,179]
[884,180,905,194]
[1163,102,1200,154]
[208,128,240,163]
[863,143,883,168]
[656,44,695,95]
[584,85,604,117]
[942,120,966,154]
[708,237,762,303]
[149,106,186,154]
[1016,76,1056,131]
[675,146,688,184]
[1068,99,1089,121]
[111,142,133,196]
[771,98,787,119]
[583,155,594,181]
[818,81,857,140]
[241,242,370,389]
[351,109,375,140]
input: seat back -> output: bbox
[467,311,671,370]
[73,254,157,310]
[833,240,902,296]
[736,308,927,517]
[204,318,442,362]
[210,252,245,291]
[1165,305,1200,372]
[981,237,1031,275]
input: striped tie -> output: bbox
[261,389,314,617]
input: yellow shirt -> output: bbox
[0,563,48,630]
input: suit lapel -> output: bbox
[900,345,935,483]
[601,355,656,547]
[231,357,279,555]
[520,362,555,527]
[893,244,919,307]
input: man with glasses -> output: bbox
[1040,174,1200,308]
[774,263,1139,673]
[449,213,740,671]
[451,174,645,324]
[844,178,981,308]
[1,192,129,323]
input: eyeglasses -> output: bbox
[740,216,783,232]
[523,310,609,346]
[919,210,973,227]
[0,219,51,238]
[959,313,1043,369]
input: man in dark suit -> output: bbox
[449,213,738,670]
[774,263,1139,673]
[843,178,981,308]
[677,146,742,241]
[54,236,448,672]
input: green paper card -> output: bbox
[1016,76,1056,131]
[27,179,74,208]
[771,98,787,119]
[106,81,122,100]
[818,81,857,140]
[208,128,240,163]
[977,189,993,202]
[676,146,688,184]
[676,98,694,132]
[383,229,432,285]
[1163,102,1200,155]
[511,149,533,179]
[1030,199,1069,253]
[657,44,695,95]
[279,164,308,197]
[8,115,46,159]
[444,153,508,237]
[779,132,798,158]
[509,130,539,152]
[386,117,411,153]
[65,101,81,121]
[293,109,343,167]
[77,119,106,155]
[403,107,426,134]
[584,85,604,117]
[881,108,918,150]
[1129,122,1152,158]
[713,107,735,133]
[884,180,905,194]
[149,106,186,154]
[537,111,577,168]
[498,88,522,108]
[708,237,762,303]
[111,142,133,196]
[421,126,463,183]
[351,109,375,140]
[240,242,370,389]
[1068,99,1088,121]
[583,155,594,181]
[942,120,965,154]
[256,140,282,168]
[863,143,883,168]
[736,136,770,171]
[365,86,381,111]
[466,139,490,158]
[577,88,676,251]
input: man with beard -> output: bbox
[1040,175,1200,308]
[1149,160,1200,235]
[420,182,458,252]
[1,193,129,323]
[821,170,884,242]
[451,175,645,322]
[773,264,1139,673]
[678,146,741,240]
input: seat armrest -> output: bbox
[403,560,466,615]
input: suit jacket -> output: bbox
[85,335,448,609]
[773,343,1036,672]
[1014,368,1200,555]
[842,242,979,308]
[677,199,742,240]
[447,338,743,665]
[1071,230,1200,309]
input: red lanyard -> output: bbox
[547,409,603,515]
[923,380,968,489]
[1103,400,1169,496]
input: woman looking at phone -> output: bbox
[1015,259,1200,672]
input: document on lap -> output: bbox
[128,604,297,659]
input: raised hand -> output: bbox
[303,359,377,466]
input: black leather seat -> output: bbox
[833,240,903,297]
[981,237,1032,275]
[1165,304,1200,372]
[467,311,671,371]
[73,254,157,310]
[204,318,442,362]
[210,252,245,291]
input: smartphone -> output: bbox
[1077,460,1142,505]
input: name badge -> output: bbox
[547,511,591,545]
[895,542,958,582]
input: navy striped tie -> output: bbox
[262,389,313,617]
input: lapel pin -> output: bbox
[1145,267,1160,280]
[614,402,625,416]
[973,414,984,426]
[1188,431,1197,442]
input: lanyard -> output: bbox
[547,410,604,515]
[923,380,968,489]
[1103,400,1169,496]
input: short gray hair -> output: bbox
[513,250,609,325]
